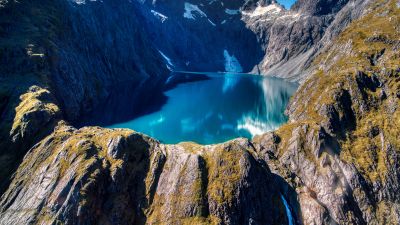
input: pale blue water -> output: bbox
[107,73,297,144]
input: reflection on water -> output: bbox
[107,73,298,144]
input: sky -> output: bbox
[277,0,297,9]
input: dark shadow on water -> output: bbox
[77,72,209,128]
[163,72,210,91]
[79,72,299,145]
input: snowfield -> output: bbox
[223,50,243,73]
[225,9,239,15]
[158,50,174,71]
[183,2,207,19]
[241,4,283,17]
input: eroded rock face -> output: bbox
[136,0,264,73]
[0,123,288,225]
[291,0,349,15]
[0,0,168,192]
[255,125,368,224]
[242,0,372,81]
[10,86,61,143]
[252,0,400,224]
[0,85,61,193]
[50,0,169,122]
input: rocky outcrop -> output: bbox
[137,0,264,72]
[0,123,288,225]
[9,86,61,143]
[0,84,61,193]
[242,0,372,81]
[253,0,400,224]
[291,0,349,15]
[0,0,169,191]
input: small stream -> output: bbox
[281,194,295,225]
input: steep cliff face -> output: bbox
[256,0,400,223]
[291,0,349,15]
[0,0,267,191]
[0,0,168,192]
[0,123,288,225]
[242,0,372,81]
[50,0,169,122]
[136,0,264,72]
[133,0,377,80]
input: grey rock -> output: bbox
[0,126,289,225]
[243,0,372,81]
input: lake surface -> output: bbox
[107,73,298,144]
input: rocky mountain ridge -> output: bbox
[0,124,289,224]
[0,0,399,224]
[242,0,373,80]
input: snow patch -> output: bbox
[72,0,97,5]
[159,51,173,66]
[225,9,239,15]
[158,50,174,71]
[165,75,174,84]
[151,10,168,23]
[242,4,283,17]
[183,2,207,20]
[223,50,243,73]
[277,13,301,20]
[208,19,216,26]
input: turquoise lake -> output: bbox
[107,73,298,144]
